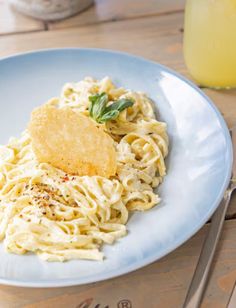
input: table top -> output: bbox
[0,1,236,307]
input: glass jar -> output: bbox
[184,0,236,88]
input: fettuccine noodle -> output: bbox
[0,77,168,261]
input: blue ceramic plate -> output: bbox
[0,49,232,287]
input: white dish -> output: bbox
[0,48,232,287]
[9,0,94,21]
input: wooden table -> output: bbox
[0,1,236,307]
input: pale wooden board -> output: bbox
[0,0,44,35]
[0,13,186,73]
[48,0,185,30]
[0,220,235,308]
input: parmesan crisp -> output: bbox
[28,105,117,177]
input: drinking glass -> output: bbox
[184,0,236,88]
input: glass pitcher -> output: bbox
[184,0,236,88]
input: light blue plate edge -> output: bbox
[0,48,233,288]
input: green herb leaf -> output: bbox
[104,98,134,113]
[89,92,108,122]
[89,94,134,123]
[99,110,120,123]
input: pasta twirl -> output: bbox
[0,77,168,261]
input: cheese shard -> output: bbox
[28,105,117,177]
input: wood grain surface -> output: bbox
[0,13,185,71]
[0,1,236,307]
[48,0,185,30]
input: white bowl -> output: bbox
[9,0,94,21]
[0,48,232,287]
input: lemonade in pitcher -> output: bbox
[184,0,236,88]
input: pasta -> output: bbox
[0,77,168,261]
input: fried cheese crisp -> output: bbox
[28,105,117,177]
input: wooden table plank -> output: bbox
[0,13,185,71]
[48,0,185,30]
[0,1,44,35]
[0,220,235,308]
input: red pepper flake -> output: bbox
[62,176,69,182]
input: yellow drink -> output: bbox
[184,0,236,88]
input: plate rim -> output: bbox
[0,48,233,288]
